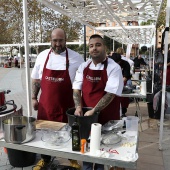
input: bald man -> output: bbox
[31,28,84,170]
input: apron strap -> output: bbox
[66,48,69,69]
[102,58,108,70]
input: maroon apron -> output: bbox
[82,59,120,125]
[38,49,74,123]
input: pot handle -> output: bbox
[15,125,26,130]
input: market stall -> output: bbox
[12,0,168,158]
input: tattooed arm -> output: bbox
[32,79,41,110]
[73,89,83,116]
[84,92,115,116]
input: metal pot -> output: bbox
[2,116,36,144]
[0,89,11,110]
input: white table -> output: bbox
[0,128,138,169]
[121,93,146,131]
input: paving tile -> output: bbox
[138,132,159,143]
[163,155,170,170]
[138,146,163,157]
[138,154,164,165]
[23,166,35,170]
[137,162,164,170]
[0,164,15,170]
[164,162,170,170]
[162,145,170,156]
[138,141,159,149]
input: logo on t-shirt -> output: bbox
[45,76,64,83]
[86,75,101,82]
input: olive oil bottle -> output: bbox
[72,117,80,151]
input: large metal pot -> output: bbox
[0,89,11,110]
[2,116,36,144]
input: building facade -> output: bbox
[86,21,139,57]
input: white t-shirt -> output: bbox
[73,58,124,96]
[31,48,84,84]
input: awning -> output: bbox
[38,0,163,44]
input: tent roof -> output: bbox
[38,0,163,44]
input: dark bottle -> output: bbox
[72,117,80,151]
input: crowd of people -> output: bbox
[2,55,34,68]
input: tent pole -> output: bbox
[23,0,32,117]
[19,46,21,69]
[152,29,156,93]
[84,1,86,61]
[159,0,170,150]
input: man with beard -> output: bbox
[31,28,84,170]
[73,34,123,170]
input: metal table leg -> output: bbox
[134,98,143,131]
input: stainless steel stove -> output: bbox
[0,100,17,137]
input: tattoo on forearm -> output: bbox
[73,91,82,108]
[32,82,41,98]
[94,93,115,112]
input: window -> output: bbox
[100,23,106,27]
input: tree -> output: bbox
[156,0,167,28]
[140,20,155,26]
[0,0,82,54]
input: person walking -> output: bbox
[31,28,84,170]
[14,55,19,67]
[8,57,12,67]
[73,34,123,170]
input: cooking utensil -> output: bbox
[101,132,122,145]
[2,116,36,144]
[0,89,11,111]
[41,129,71,146]
[102,120,124,132]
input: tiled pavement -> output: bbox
[0,66,170,170]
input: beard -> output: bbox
[52,45,66,54]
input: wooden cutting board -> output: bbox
[36,120,66,130]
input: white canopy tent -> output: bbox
[21,0,169,150]
[38,0,163,44]
[95,25,155,44]
[159,0,170,150]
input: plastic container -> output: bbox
[126,116,139,131]
[132,72,140,80]
[66,107,99,139]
